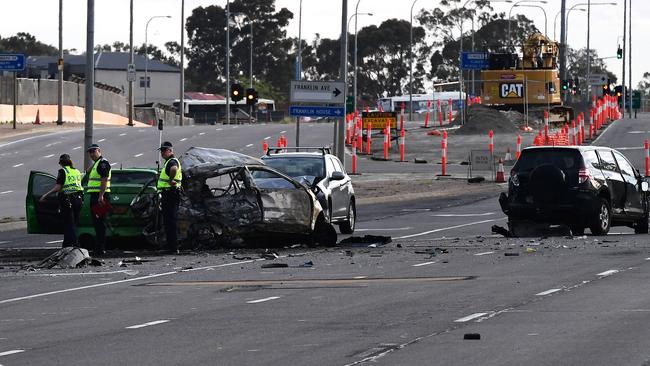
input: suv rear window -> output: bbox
[515,149,584,172]
[264,157,325,178]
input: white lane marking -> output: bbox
[0,349,25,357]
[356,227,412,232]
[119,133,127,136]
[43,154,54,158]
[46,240,63,244]
[536,288,562,296]
[247,296,281,304]
[0,129,79,149]
[395,218,505,239]
[30,270,139,277]
[597,269,619,277]
[433,212,495,217]
[264,136,271,140]
[280,130,287,134]
[0,251,320,305]
[0,191,13,195]
[353,276,368,279]
[454,312,489,323]
[98,138,106,142]
[126,320,170,329]
[216,128,223,131]
[45,141,61,147]
[0,241,9,245]
[246,143,254,148]
[199,132,206,136]
[401,208,430,212]
[646,258,650,261]
[72,146,81,150]
[180,138,187,142]
[12,163,23,168]
[412,261,436,267]
[614,147,643,151]
[474,251,494,256]
[627,131,648,134]
[134,153,143,157]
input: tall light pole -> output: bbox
[353,0,361,117]
[296,0,302,146]
[179,0,185,125]
[628,0,632,118]
[232,13,254,124]
[508,0,547,49]
[57,0,63,126]
[226,0,231,125]
[144,15,171,104]
[128,0,134,126]
[84,0,94,169]
[554,7,585,41]
[409,0,420,122]
[514,4,547,37]
[622,0,626,117]
[337,0,348,163]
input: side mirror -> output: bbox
[642,181,649,192]
[331,171,345,181]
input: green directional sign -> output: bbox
[633,91,642,109]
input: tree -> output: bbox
[566,47,617,89]
[0,32,58,56]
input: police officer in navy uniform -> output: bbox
[40,154,84,247]
[86,143,111,255]
[157,141,182,253]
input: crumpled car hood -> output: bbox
[180,147,265,176]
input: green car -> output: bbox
[26,168,158,247]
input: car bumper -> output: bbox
[500,191,599,224]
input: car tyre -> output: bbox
[635,214,649,234]
[339,200,356,234]
[590,198,611,236]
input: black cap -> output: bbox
[59,154,71,162]
[87,143,100,152]
[158,141,173,151]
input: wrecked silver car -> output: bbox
[131,147,337,248]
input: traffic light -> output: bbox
[561,79,569,91]
[602,84,610,96]
[617,46,623,59]
[245,88,258,106]
[231,83,244,102]
[572,78,580,95]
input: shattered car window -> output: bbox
[263,157,325,178]
[251,168,298,189]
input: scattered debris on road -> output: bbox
[338,235,392,247]
[30,247,99,269]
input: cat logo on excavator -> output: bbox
[500,83,524,98]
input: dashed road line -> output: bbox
[356,227,412,232]
[454,312,490,323]
[280,130,287,134]
[12,163,23,168]
[245,143,254,148]
[72,146,81,150]
[0,241,10,245]
[0,349,25,357]
[597,269,619,277]
[126,320,170,329]
[199,132,206,136]
[110,163,118,166]
[432,212,495,217]
[395,218,504,239]
[412,261,436,267]
[247,296,280,304]
[119,133,127,136]
[180,138,187,142]
[46,240,63,244]
[0,191,13,195]
[98,138,106,142]
[474,251,494,256]
[264,136,271,140]
[216,128,223,131]
[43,154,54,158]
[134,153,143,157]
[536,288,562,296]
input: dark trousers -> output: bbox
[161,189,180,250]
[90,192,110,252]
[60,193,82,247]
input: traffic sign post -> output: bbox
[361,111,397,130]
[0,54,25,130]
[126,63,136,82]
[289,106,345,118]
[290,80,345,104]
[587,74,607,86]
[461,52,489,70]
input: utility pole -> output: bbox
[180,0,185,125]
[622,0,627,118]
[586,0,591,108]
[57,0,63,125]
[628,0,632,118]
[296,0,303,146]
[249,20,253,125]
[84,0,94,169]
[226,0,231,125]
[337,0,348,163]
[559,0,567,103]
[128,0,134,126]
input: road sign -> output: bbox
[289,105,345,117]
[461,52,489,70]
[0,54,25,71]
[126,63,136,82]
[588,74,607,86]
[361,112,397,129]
[290,80,345,104]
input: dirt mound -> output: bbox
[454,104,519,135]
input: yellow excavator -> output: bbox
[480,33,572,123]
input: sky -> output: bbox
[0,0,644,86]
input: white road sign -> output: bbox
[126,63,136,82]
[588,74,607,86]
[290,80,345,104]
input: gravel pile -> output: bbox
[454,104,519,135]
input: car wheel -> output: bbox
[570,226,585,236]
[339,200,356,234]
[590,198,611,236]
[635,214,649,234]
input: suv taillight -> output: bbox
[578,168,591,184]
[510,169,519,186]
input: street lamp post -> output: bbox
[144,15,171,104]
[348,11,372,121]
[554,7,585,41]
[232,13,254,124]
[296,0,302,146]
[514,4,547,37]
[179,0,185,125]
[508,0,547,49]
[226,0,231,125]
[409,0,420,122]
[57,0,63,126]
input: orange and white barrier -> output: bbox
[383,126,389,160]
[424,100,430,128]
[262,140,268,154]
[489,130,494,155]
[496,158,506,183]
[441,131,448,176]
[516,135,521,160]
[645,139,650,177]
[399,128,406,162]
[351,138,358,174]
[365,120,372,155]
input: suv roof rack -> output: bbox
[265,146,332,156]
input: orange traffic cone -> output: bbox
[34,109,41,125]
[496,158,506,183]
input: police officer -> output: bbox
[40,154,84,247]
[86,143,111,255]
[157,141,182,253]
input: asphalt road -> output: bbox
[1,115,650,365]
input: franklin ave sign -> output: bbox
[290,80,346,104]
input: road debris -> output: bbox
[504,252,520,257]
[29,247,97,269]
[491,225,513,238]
[338,235,392,247]
[464,333,481,340]
[261,263,289,268]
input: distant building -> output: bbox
[27,52,180,106]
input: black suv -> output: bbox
[499,146,650,236]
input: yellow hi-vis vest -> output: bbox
[157,157,182,190]
[87,158,111,193]
[62,166,83,194]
